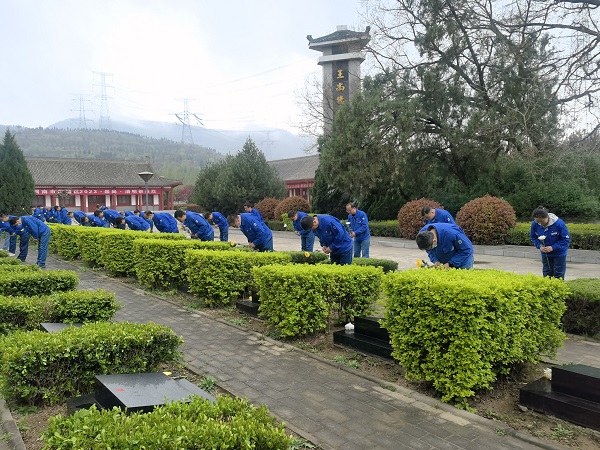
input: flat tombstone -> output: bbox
[95,372,215,414]
[40,322,84,333]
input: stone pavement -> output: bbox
[1,233,599,450]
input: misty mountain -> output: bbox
[51,118,317,160]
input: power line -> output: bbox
[93,72,113,130]
[171,98,203,145]
[70,94,93,129]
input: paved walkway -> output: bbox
[1,234,599,450]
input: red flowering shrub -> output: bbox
[397,198,443,239]
[255,197,281,221]
[274,196,310,221]
[456,194,517,245]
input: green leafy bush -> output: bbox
[255,197,281,221]
[42,396,293,449]
[0,322,183,404]
[0,250,8,258]
[382,269,567,403]
[76,227,117,267]
[0,264,39,272]
[50,225,81,260]
[397,198,443,239]
[266,221,287,231]
[253,264,381,337]
[184,250,291,307]
[279,251,329,265]
[273,196,310,220]
[0,258,21,266]
[456,195,517,245]
[505,222,600,250]
[134,238,230,289]
[369,220,402,238]
[353,257,398,273]
[0,289,119,334]
[563,278,600,337]
[0,270,78,296]
[99,229,186,276]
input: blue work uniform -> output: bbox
[313,215,353,265]
[348,209,371,258]
[529,213,570,279]
[125,215,150,232]
[424,209,455,225]
[183,211,214,241]
[152,213,179,233]
[1,215,18,254]
[211,212,229,242]
[292,211,314,252]
[102,209,122,226]
[419,223,474,269]
[11,216,51,268]
[239,212,273,251]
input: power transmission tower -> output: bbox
[171,98,203,145]
[260,130,275,159]
[70,94,93,129]
[93,72,113,130]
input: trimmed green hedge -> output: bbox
[0,258,21,266]
[77,227,118,267]
[134,238,231,289]
[42,396,294,449]
[0,269,78,296]
[253,264,382,337]
[184,250,291,307]
[0,289,119,334]
[354,257,398,273]
[382,269,568,403]
[0,250,8,258]
[369,220,402,238]
[279,251,329,265]
[0,322,183,404]
[50,225,81,260]
[563,278,600,337]
[266,220,287,231]
[506,222,600,250]
[99,229,186,276]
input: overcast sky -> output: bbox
[1,0,368,134]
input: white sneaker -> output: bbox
[8,253,15,257]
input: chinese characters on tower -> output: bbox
[332,61,349,113]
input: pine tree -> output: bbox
[0,130,35,215]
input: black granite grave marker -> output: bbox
[333,316,394,359]
[95,372,215,414]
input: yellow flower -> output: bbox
[416,259,423,268]
[230,241,236,247]
[304,252,310,258]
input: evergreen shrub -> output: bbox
[563,278,600,337]
[353,257,398,273]
[0,322,183,404]
[369,220,402,238]
[0,289,119,334]
[134,239,230,289]
[266,221,286,231]
[76,227,117,267]
[253,264,381,337]
[184,250,291,307]
[255,197,281,221]
[49,225,81,260]
[0,250,8,258]
[505,222,600,250]
[456,194,516,245]
[0,269,78,296]
[42,396,294,449]
[280,251,329,265]
[0,258,20,266]
[397,198,443,239]
[273,196,310,220]
[382,269,567,403]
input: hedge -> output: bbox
[353,257,398,273]
[0,258,21,266]
[184,250,291,307]
[253,264,382,337]
[0,289,119,334]
[0,269,79,296]
[0,322,183,404]
[99,229,186,276]
[382,269,568,403]
[134,239,230,289]
[563,278,600,337]
[369,220,402,238]
[50,224,81,260]
[42,396,294,449]
[77,227,118,267]
[279,251,329,265]
[505,222,600,250]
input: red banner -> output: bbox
[35,188,160,195]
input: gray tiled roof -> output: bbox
[268,155,319,181]
[26,157,181,188]
[307,27,371,45]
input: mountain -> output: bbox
[50,118,317,160]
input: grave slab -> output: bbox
[40,322,84,333]
[95,372,215,414]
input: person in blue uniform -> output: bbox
[0,214,18,256]
[346,203,371,258]
[243,203,264,222]
[288,211,314,252]
[174,210,214,241]
[32,205,45,221]
[300,214,353,265]
[416,222,474,269]
[529,206,570,279]
[114,217,127,230]
[9,215,51,268]
[421,206,455,225]
[92,210,111,227]
[53,206,72,225]
[102,209,123,227]
[144,211,179,233]
[125,214,150,231]
[227,213,273,251]
[205,211,229,242]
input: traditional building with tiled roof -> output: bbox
[27,157,182,212]
[268,154,319,202]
